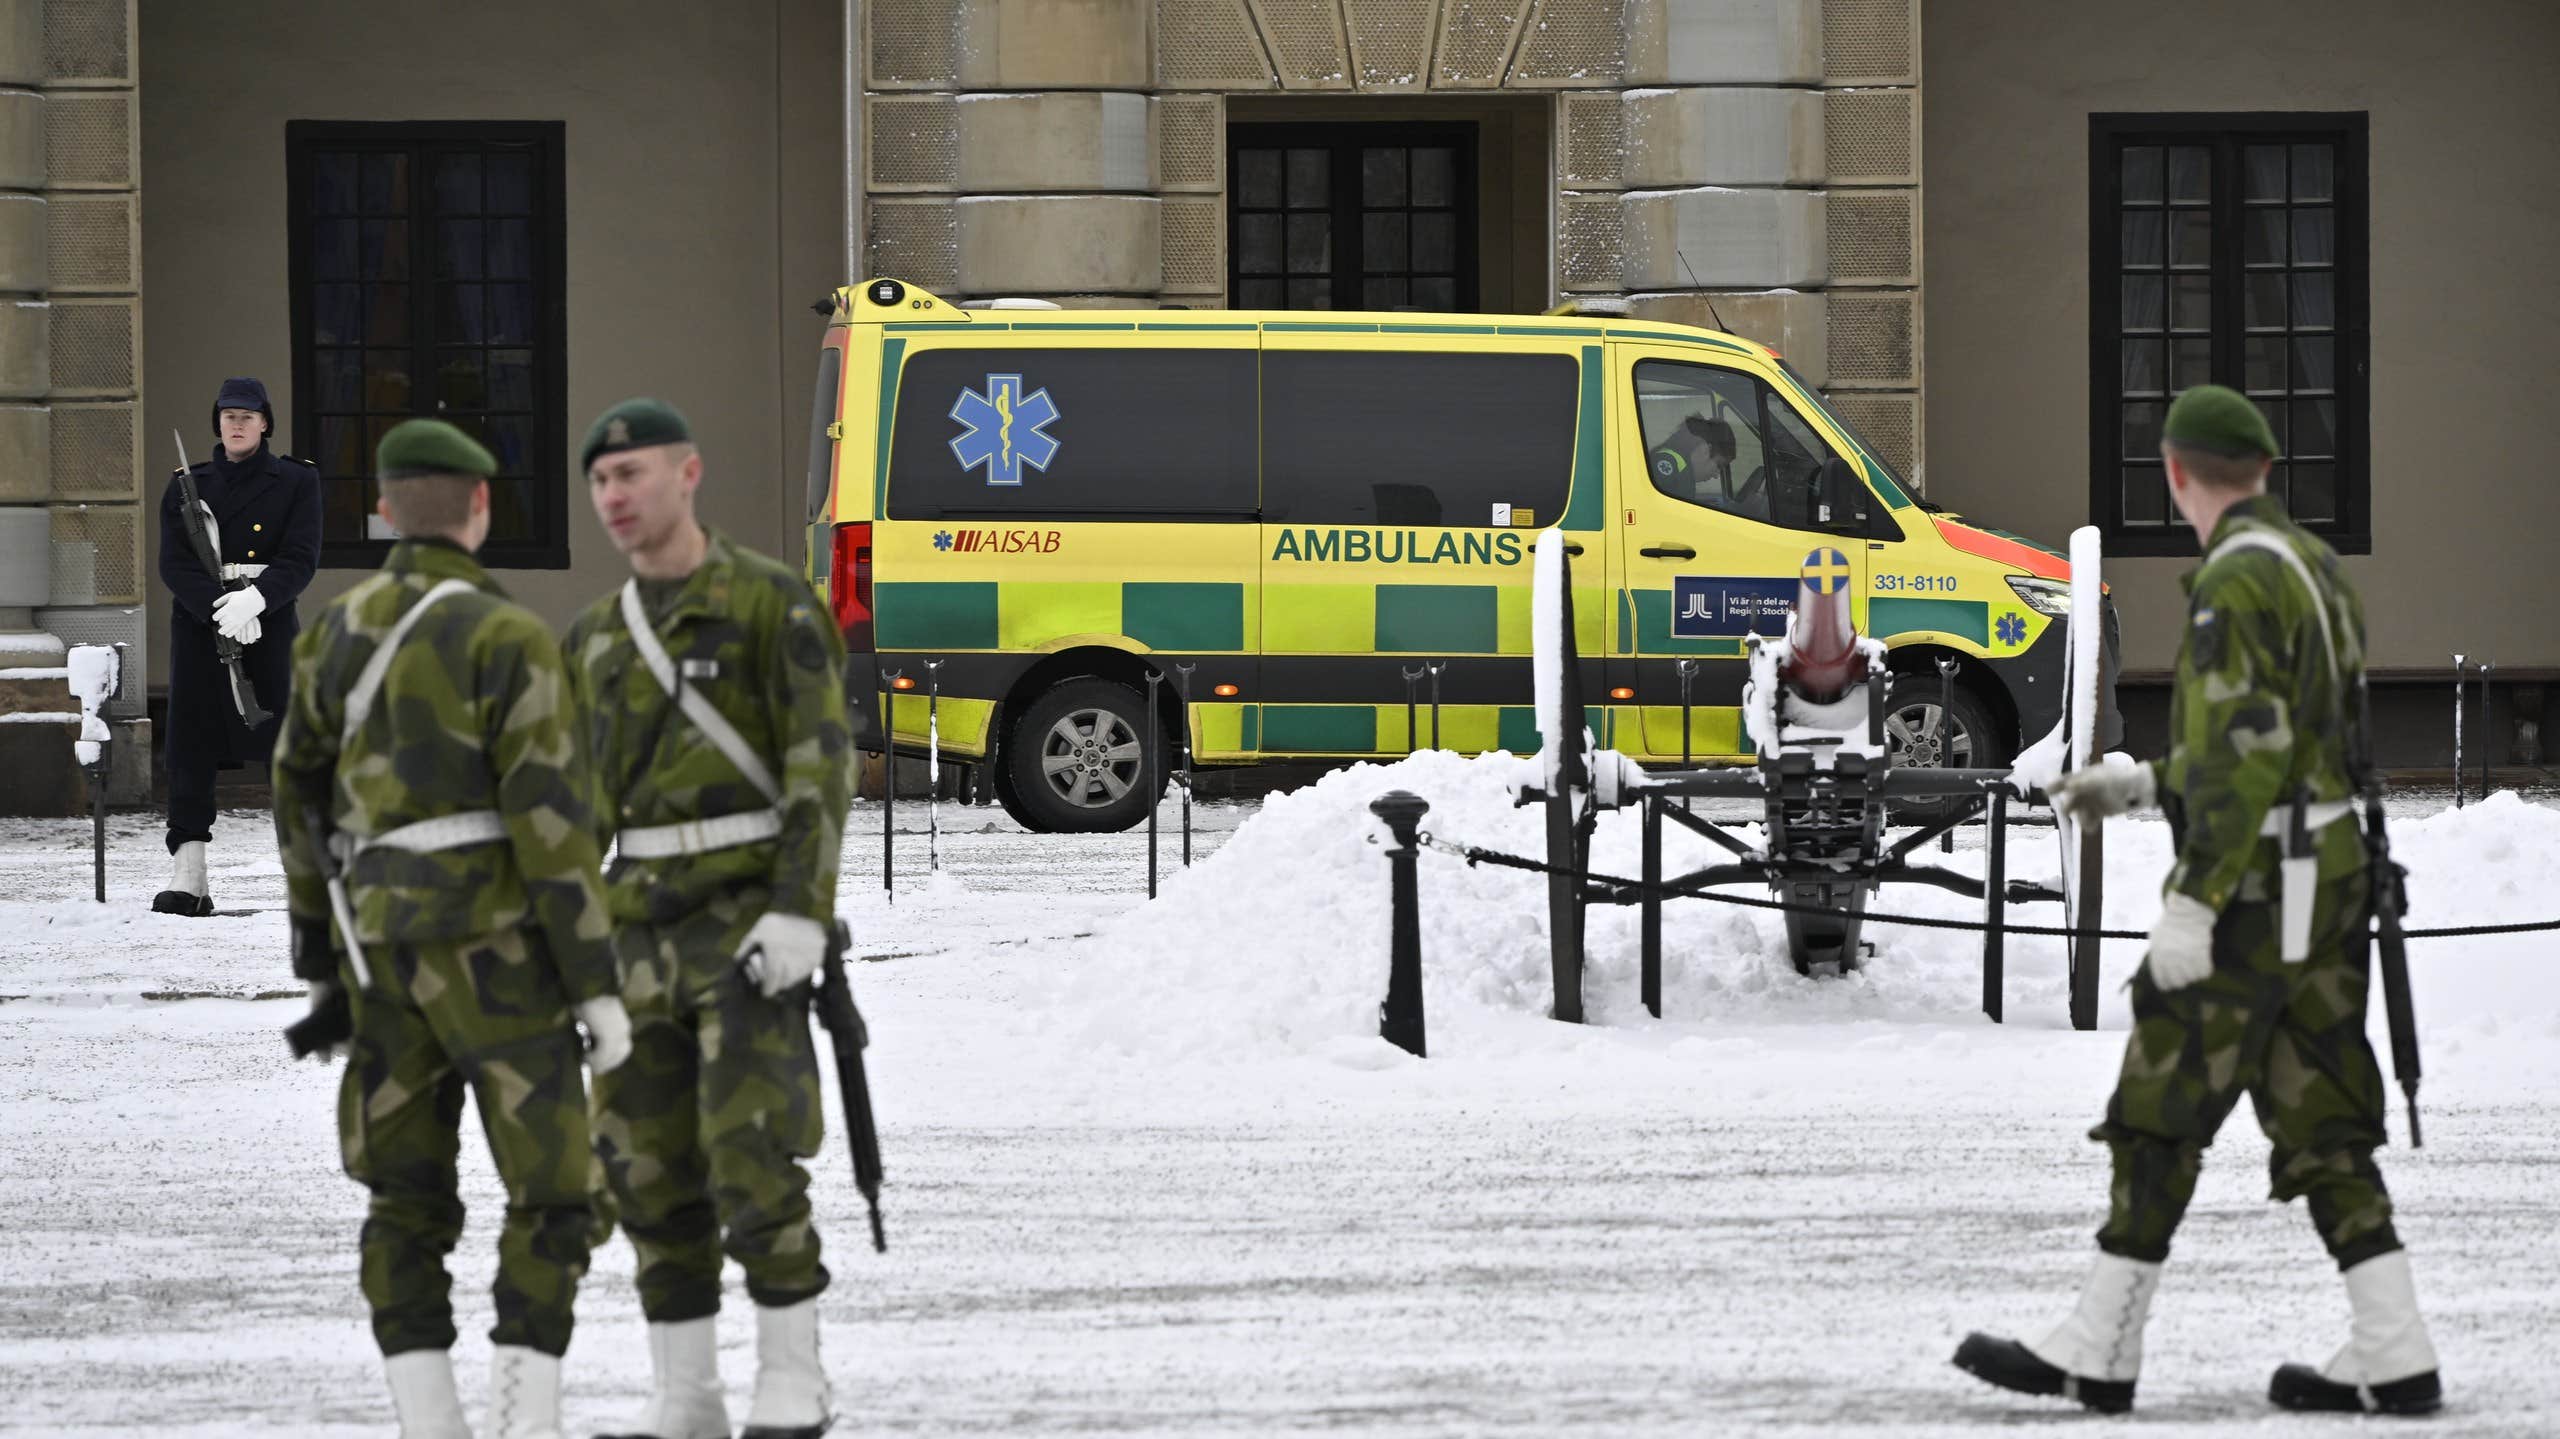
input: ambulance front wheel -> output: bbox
[1002,678,1168,833]
[1881,675,2006,822]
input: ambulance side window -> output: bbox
[1262,350,1576,527]
[1632,359,1841,533]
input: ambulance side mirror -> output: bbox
[1816,458,1870,533]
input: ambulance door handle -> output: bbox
[1563,541,1585,556]
[1639,544,1695,560]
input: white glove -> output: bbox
[212,584,268,644]
[2047,752,2156,825]
[2143,892,2219,992]
[575,995,632,1075]
[737,913,830,998]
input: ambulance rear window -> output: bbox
[886,347,1258,520]
[1262,350,1575,527]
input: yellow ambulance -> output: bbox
[805,278,2112,832]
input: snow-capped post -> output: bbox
[925,658,943,876]
[2479,659,2494,799]
[2063,525,2107,1031]
[1173,663,1196,867]
[2451,653,2465,808]
[879,666,901,901]
[1937,654,1961,853]
[1531,529,1591,1024]
[1427,661,1443,749]
[1145,667,1162,900]
[67,644,119,904]
[1370,789,1429,1059]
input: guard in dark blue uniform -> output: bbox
[155,377,321,913]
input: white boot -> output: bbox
[383,1349,473,1439]
[487,1347,561,1439]
[153,840,213,915]
[173,840,207,894]
[2025,1252,2161,1384]
[2270,1250,2444,1413]
[599,1316,729,1439]
[741,1299,832,1438]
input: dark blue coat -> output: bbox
[159,446,322,770]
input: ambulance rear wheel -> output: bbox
[1004,678,1165,833]
[1881,677,2005,823]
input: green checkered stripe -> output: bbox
[876,580,1247,652]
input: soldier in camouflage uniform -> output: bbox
[273,420,630,1439]
[1956,386,2442,1417]
[563,398,851,1439]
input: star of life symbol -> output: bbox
[932,530,955,551]
[1996,610,2029,646]
[948,374,1060,487]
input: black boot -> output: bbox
[2269,1362,2442,1415]
[2269,1251,2445,1415]
[1953,1333,2136,1414]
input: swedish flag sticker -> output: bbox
[1800,547,1851,595]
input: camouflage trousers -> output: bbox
[339,927,603,1357]
[592,900,830,1322]
[2093,872,2401,1270]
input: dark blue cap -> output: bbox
[214,377,270,414]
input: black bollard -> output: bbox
[2480,659,2494,800]
[88,757,106,903]
[2452,653,2465,808]
[1676,657,1699,814]
[880,668,901,902]
[1981,786,2007,1023]
[1173,663,1196,867]
[1641,795,1662,1018]
[1145,668,1162,899]
[1937,655,1960,853]
[1427,661,1444,749]
[1372,790,1430,1058]
[1402,665,1425,753]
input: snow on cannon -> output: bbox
[1507,527,2113,1029]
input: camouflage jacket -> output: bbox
[2151,494,2369,912]
[562,529,850,930]
[273,539,618,998]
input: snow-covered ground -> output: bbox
[4,762,2558,1436]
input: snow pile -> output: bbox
[65,643,117,764]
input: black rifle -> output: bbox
[2352,676,2422,1148]
[815,919,887,1251]
[285,805,360,1059]
[285,981,353,1060]
[169,431,270,728]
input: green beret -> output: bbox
[581,397,692,473]
[376,418,496,479]
[2163,383,2281,461]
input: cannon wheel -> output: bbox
[1543,546,1591,1023]
[2062,820,2103,1031]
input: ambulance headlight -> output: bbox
[2006,576,2074,619]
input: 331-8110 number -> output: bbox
[1874,573,1959,593]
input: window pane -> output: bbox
[2121,466,2167,525]
[1238,277,1282,308]
[2120,211,2163,267]
[488,218,534,281]
[2167,146,2209,204]
[887,347,1259,517]
[435,350,487,409]
[2245,145,2286,203]
[2170,273,2211,332]
[1286,148,1328,208]
[1411,212,1455,272]
[2291,143,2335,202]
[1235,150,1281,209]
[2291,208,2334,266]
[323,474,373,539]
[485,478,536,544]
[2245,272,2286,329]
[2122,400,2164,459]
[1286,277,1332,309]
[2120,146,2162,204]
[2121,274,2163,332]
[2172,337,2213,390]
[1363,276,1410,309]
[2291,272,2335,330]
[366,284,410,345]
[1237,214,1281,274]
[361,153,408,214]
[314,348,361,411]
[485,152,534,215]
[2291,460,2337,523]
[313,284,362,345]
[365,348,412,410]
[484,415,535,476]
[432,153,481,213]
[2244,208,2286,266]
[1361,147,1407,207]
[2255,397,2287,452]
[1412,147,1454,206]
[1268,351,1577,526]
[312,219,358,280]
[490,349,536,411]
[439,283,485,343]
[1412,276,1455,309]
[2121,338,2164,395]
[1362,213,1407,274]
[2292,336,2335,392]
[1285,214,1329,274]
[360,219,409,282]
[313,153,359,215]
[486,284,534,345]
[803,345,842,519]
[2169,210,2212,268]
[319,415,364,476]
[434,218,484,279]
[2244,336,2287,393]
[2292,397,2337,456]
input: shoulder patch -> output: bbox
[789,621,826,672]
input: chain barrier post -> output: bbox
[1428,661,1444,749]
[2452,652,2466,808]
[1676,658,1699,815]
[1372,790,1430,1058]
[1642,795,1663,1018]
[1173,663,1196,867]
[1145,669,1162,900]
[1402,665,1424,757]
[925,658,943,876]
[1936,656,1960,853]
[1982,786,2008,1023]
[2479,658,2494,800]
[879,667,901,902]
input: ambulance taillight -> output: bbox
[830,521,874,652]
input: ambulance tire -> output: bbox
[1880,676,2006,823]
[1003,678,1168,833]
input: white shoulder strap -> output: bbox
[343,577,477,747]
[618,580,783,804]
[2205,526,2340,687]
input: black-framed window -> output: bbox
[288,121,569,568]
[2090,113,2367,555]
[1262,350,1574,525]
[1229,123,1477,311]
